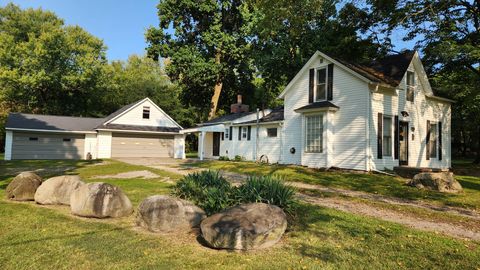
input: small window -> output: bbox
[406,71,415,102]
[305,115,323,153]
[29,137,38,141]
[225,128,229,139]
[63,138,71,142]
[430,123,438,158]
[142,106,150,119]
[267,128,277,137]
[382,116,392,157]
[316,68,327,101]
[242,127,247,138]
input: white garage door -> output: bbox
[111,133,174,158]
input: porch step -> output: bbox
[393,166,449,179]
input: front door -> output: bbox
[212,132,220,157]
[399,121,409,166]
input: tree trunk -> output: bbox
[208,52,223,120]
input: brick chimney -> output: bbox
[230,94,249,113]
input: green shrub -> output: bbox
[234,155,244,161]
[235,175,296,214]
[218,156,230,161]
[172,170,235,215]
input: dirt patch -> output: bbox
[297,193,480,241]
[92,170,160,179]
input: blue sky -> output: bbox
[1,0,160,61]
[1,1,415,61]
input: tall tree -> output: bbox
[249,0,387,108]
[104,55,195,128]
[146,0,255,120]
[360,0,480,162]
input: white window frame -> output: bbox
[304,114,323,153]
[242,127,247,139]
[266,128,277,138]
[142,106,150,119]
[315,67,327,102]
[382,116,393,157]
[406,71,415,102]
[430,123,438,158]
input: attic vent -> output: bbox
[319,58,324,64]
[143,106,150,119]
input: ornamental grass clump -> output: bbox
[235,175,296,214]
[173,171,296,216]
[172,170,235,215]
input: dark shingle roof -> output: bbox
[332,50,415,87]
[294,101,339,112]
[199,111,255,126]
[97,124,180,133]
[238,107,284,124]
[6,113,104,131]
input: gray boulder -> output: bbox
[136,195,206,232]
[200,203,287,250]
[70,182,133,218]
[6,172,42,201]
[408,172,462,193]
[34,175,84,205]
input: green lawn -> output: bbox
[188,160,480,210]
[1,159,480,269]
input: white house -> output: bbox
[4,98,185,160]
[185,50,453,171]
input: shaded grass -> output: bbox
[189,160,480,210]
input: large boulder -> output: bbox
[136,195,206,233]
[6,172,42,201]
[34,175,84,205]
[70,182,133,218]
[200,203,287,250]
[408,172,462,193]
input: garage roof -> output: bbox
[6,113,105,132]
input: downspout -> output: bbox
[366,84,378,171]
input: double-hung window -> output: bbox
[225,128,229,140]
[142,106,150,119]
[430,123,438,158]
[382,116,392,157]
[406,71,415,102]
[316,68,327,101]
[242,127,247,139]
[305,115,323,153]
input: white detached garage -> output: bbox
[4,98,185,160]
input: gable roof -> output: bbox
[279,50,415,98]
[332,50,415,87]
[6,98,183,133]
[199,111,256,126]
[237,106,284,125]
[6,113,104,132]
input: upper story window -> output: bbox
[305,114,323,153]
[142,106,150,119]
[382,116,392,157]
[429,123,438,158]
[406,71,415,102]
[267,128,277,137]
[316,68,327,101]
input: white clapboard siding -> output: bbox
[371,60,451,170]
[110,99,179,128]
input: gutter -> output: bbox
[95,128,181,135]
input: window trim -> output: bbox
[429,122,438,158]
[142,106,150,119]
[315,67,327,102]
[304,114,324,153]
[382,115,393,157]
[241,126,247,139]
[266,128,278,138]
